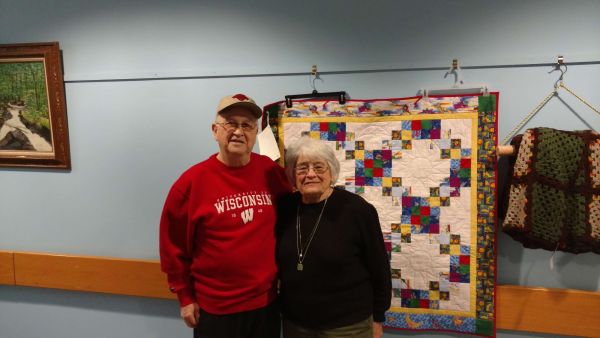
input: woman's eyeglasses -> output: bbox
[295,163,329,175]
[215,121,257,132]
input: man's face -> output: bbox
[212,107,258,160]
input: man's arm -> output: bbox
[159,184,197,308]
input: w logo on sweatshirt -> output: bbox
[241,208,254,224]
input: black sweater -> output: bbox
[276,188,391,330]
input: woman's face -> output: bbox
[294,154,332,202]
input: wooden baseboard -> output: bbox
[1,251,599,337]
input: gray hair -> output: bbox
[284,136,340,186]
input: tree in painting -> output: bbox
[0,61,53,152]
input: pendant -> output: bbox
[297,263,303,271]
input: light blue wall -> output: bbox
[0,0,599,337]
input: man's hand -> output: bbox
[373,322,383,338]
[180,303,200,328]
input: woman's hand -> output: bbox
[180,303,200,328]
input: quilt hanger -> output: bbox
[420,58,489,98]
[499,56,600,155]
[283,64,346,108]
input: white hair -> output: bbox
[284,136,340,186]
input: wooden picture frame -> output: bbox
[0,42,71,169]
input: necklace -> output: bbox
[295,197,329,271]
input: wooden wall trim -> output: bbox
[13,252,174,299]
[0,251,15,285]
[496,284,600,337]
[3,251,600,337]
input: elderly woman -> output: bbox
[276,136,391,338]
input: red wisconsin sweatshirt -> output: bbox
[160,153,291,314]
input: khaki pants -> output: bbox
[282,316,373,338]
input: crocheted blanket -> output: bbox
[503,127,600,254]
[264,94,498,336]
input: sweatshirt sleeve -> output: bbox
[159,183,196,307]
[360,201,392,323]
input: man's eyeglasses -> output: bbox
[295,162,329,175]
[215,121,257,132]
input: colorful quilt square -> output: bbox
[440,197,450,206]
[459,168,471,179]
[450,245,461,255]
[401,224,411,234]
[440,244,450,254]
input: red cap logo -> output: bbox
[232,94,250,101]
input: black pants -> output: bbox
[193,301,280,338]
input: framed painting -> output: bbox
[0,42,71,169]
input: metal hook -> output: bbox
[309,64,322,94]
[548,55,568,89]
[443,58,463,88]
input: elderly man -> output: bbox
[160,94,292,338]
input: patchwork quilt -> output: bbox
[263,93,498,336]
